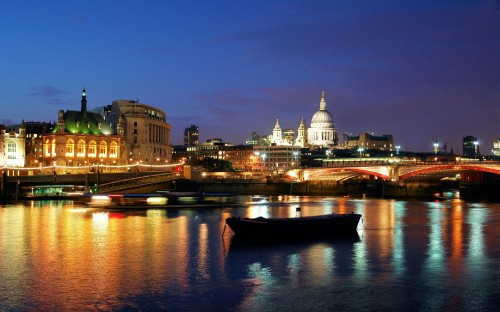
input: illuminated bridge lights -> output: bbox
[291,162,500,182]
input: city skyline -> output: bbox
[1,1,499,153]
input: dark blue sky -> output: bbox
[1,0,499,153]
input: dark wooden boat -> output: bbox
[225,213,361,237]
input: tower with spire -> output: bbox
[271,118,283,145]
[295,117,307,147]
[81,88,87,117]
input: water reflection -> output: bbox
[0,197,499,311]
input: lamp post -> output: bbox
[433,142,439,155]
[474,141,478,159]
[395,145,400,155]
[357,147,364,158]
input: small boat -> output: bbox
[225,213,361,237]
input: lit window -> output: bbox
[109,142,118,158]
[99,142,107,158]
[66,139,75,157]
[88,141,97,157]
[77,140,86,157]
[44,140,51,156]
[51,139,57,156]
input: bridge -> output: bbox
[97,172,181,193]
[1,171,183,199]
[286,157,500,182]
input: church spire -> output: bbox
[274,118,280,130]
[319,90,327,111]
[299,117,306,128]
[81,88,87,117]
[272,118,283,145]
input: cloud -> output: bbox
[27,86,69,106]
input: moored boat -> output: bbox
[225,213,361,237]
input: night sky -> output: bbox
[1,0,499,153]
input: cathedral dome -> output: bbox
[310,90,334,127]
[308,90,337,147]
[311,110,334,125]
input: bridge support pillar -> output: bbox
[390,166,400,182]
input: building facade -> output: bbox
[0,123,26,171]
[252,145,301,171]
[493,140,500,156]
[24,121,56,169]
[100,99,172,166]
[43,89,127,174]
[463,136,480,158]
[173,140,253,171]
[184,125,199,146]
[345,133,394,153]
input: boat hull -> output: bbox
[226,213,361,237]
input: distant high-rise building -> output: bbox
[463,136,480,158]
[246,131,268,146]
[184,125,199,146]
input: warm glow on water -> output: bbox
[1,196,500,311]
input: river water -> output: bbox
[1,195,499,312]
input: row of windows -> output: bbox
[44,139,119,158]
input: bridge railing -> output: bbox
[322,157,400,167]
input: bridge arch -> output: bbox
[302,167,390,181]
[399,164,500,180]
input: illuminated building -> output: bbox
[308,91,337,147]
[493,140,500,156]
[271,119,285,145]
[295,118,307,147]
[173,140,253,171]
[246,131,268,146]
[24,121,56,168]
[252,145,302,171]
[0,123,26,172]
[42,89,126,173]
[463,136,480,158]
[97,99,172,165]
[345,133,394,153]
[184,125,199,146]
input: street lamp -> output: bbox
[261,153,267,170]
[293,151,299,167]
[395,145,400,155]
[433,142,439,154]
[357,147,364,157]
[474,141,479,158]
